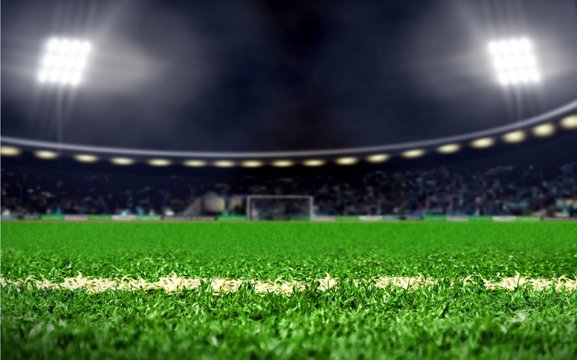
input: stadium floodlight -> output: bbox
[271,160,294,168]
[34,150,58,159]
[335,157,358,165]
[213,160,235,168]
[302,159,326,167]
[470,137,495,149]
[401,149,425,159]
[147,159,172,167]
[183,160,207,167]
[37,37,92,87]
[436,144,461,154]
[110,157,135,165]
[502,130,526,144]
[0,146,21,156]
[366,154,390,163]
[74,154,99,163]
[488,37,541,86]
[241,160,264,168]
[531,123,555,137]
[560,115,577,129]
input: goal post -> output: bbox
[246,195,314,221]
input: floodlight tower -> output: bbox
[488,37,541,87]
[37,37,92,87]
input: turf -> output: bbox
[2,222,577,359]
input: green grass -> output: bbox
[2,222,577,359]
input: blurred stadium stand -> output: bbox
[2,162,576,218]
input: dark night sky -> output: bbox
[2,0,577,152]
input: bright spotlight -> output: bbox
[271,160,294,168]
[302,159,326,167]
[0,146,21,156]
[488,37,541,86]
[502,131,526,144]
[147,159,172,167]
[34,150,59,159]
[436,144,461,154]
[74,154,99,163]
[401,149,425,159]
[366,154,390,163]
[470,137,495,149]
[560,115,577,130]
[335,157,358,166]
[241,160,264,168]
[110,157,135,166]
[531,123,555,137]
[37,37,92,87]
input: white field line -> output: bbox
[1,274,575,295]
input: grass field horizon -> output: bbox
[2,222,577,359]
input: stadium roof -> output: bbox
[2,0,577,156]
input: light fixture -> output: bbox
[436,144,461,154]
[560,115,577,130]
[0,146,21,156]
[271,160,294,168]
[488,37,541,86]
[74,154,99,163]
[470,137,495,149]
[302,159,326,167]
[148,159,171,167]
[213,160,235,168]
[502,131,526,144]
[183,160,207,167]
[532,123,555,137]
[37,37,92,87]
[34,150,59,159]
[366,154,390,163]
[401,149,425,159]
[241,160,264,168]
[335,157,358,165]
[110,157,135,166]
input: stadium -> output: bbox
[1,0,577,358]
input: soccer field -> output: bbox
[2,222,577,359]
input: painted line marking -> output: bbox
[1,275,575,294]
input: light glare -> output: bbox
[110,157,135,166]
[366,154,390,163]
[37,37,92,87]
[436,144,461,154]
[401,149,425,158]
[241,160,264,168]
[183,160,207,167]
[532,123,555,137]
[302,159,326,167]
[148,159,172,167]
[502,131,526,143]
[470,138,495,149]
[1,146,21,156]
[74,154,99,163]
[335,157,358,165]
[488,37,541,87]
[213,160,235,168]
[560,115,577,129]
[271,160,294,167]
[34,150,59,159]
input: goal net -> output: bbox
[246,195,314,221]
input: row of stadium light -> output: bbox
[2,116,576,167]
